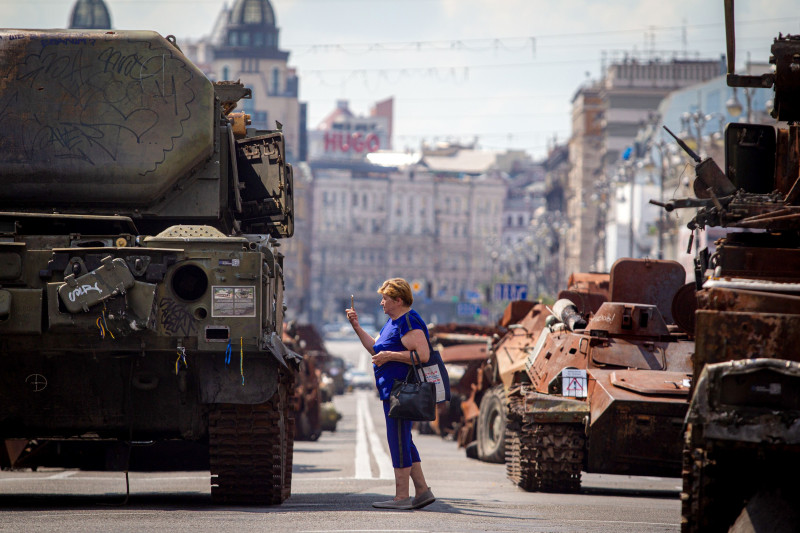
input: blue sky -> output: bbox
[2,0,797,158]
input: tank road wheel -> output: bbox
[508,420,585,493]
[477,385,508,463]
[209,372,295,505]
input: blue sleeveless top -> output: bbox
[372,309,429,401]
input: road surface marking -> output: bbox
[46,471,76,479]
[354,392,372,479]
[354,391,394,480]
[359,392,394,479]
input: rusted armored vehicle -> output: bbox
[648,3,800,530]
[484,259,694,491]
[414,323,499,442]
[468,277,608,463]
[0,30,298,505]
[283,323,325,441]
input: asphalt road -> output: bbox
[0,339,682,532]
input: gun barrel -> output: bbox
[649,199,675,212]
[663,125,702,163]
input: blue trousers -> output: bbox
[382,400,421,468]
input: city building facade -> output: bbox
[567,55,723,277]
[68,0,111,29]
[183,0,305,162]
[284,98,510,327]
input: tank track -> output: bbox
[505,386,584,493]
[680,424,732,533]
[208,369,295,505]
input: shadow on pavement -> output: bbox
[0,490,520,517]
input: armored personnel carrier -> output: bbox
[650,3,800,530]
[483,259,694,492]
[0,29,298,505]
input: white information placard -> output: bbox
[562,368,588,398]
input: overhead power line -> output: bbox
[283,16,798,51]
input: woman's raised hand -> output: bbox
[346,307,359,328]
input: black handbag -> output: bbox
[388,350,436,421]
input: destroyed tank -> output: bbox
[649,3,800,530]
[481,259,694,491]
[0,29,298,505]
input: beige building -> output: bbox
[566,56,722,275]
[304,144,506,327]
[68,0,111,29]
[184,0,304,161]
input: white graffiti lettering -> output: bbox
[593,313,615,324]
[68,282,102,302]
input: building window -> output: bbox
[241,31,250,46]
[252,111,267,126]
[243,0,262,24]
[254,33,263,46]
[271,67,280,95]
[228,32,238,46]
[222,65,230,80]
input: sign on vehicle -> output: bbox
[562,368,588,398]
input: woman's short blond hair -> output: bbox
[377,278,413,306]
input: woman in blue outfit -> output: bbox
[346,278,436,510]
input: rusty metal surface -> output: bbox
[715,241,800,281]
[483,265,695,485]
[609,259,687,324]
[499,300,537,328]
[585,302,671,337]
[525,391,589,424]
[282,323,323,441]
[566,272,610,293]
[559,272,609,316]
[590,337,693,373]
[610,370,690,396]
[587,375,686,476]
[440,342,489,363]
[694,310,800,378]
[493,303,550,388]
[430,324,500,336]
[591,341,667,370]
[700,287,800,313]
[671,283,697,335]
[506,386,585,492]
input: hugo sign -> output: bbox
[324,131,380,154]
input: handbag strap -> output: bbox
[409,349,428,383]
[404,312,434,353]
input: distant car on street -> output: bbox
[344,369,374,391]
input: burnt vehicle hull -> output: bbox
[648,5,800,530]
[489,259,694,492]
[0,30,297,505]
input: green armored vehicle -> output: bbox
[0,29,298,504]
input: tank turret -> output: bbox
[0,29,293,238]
